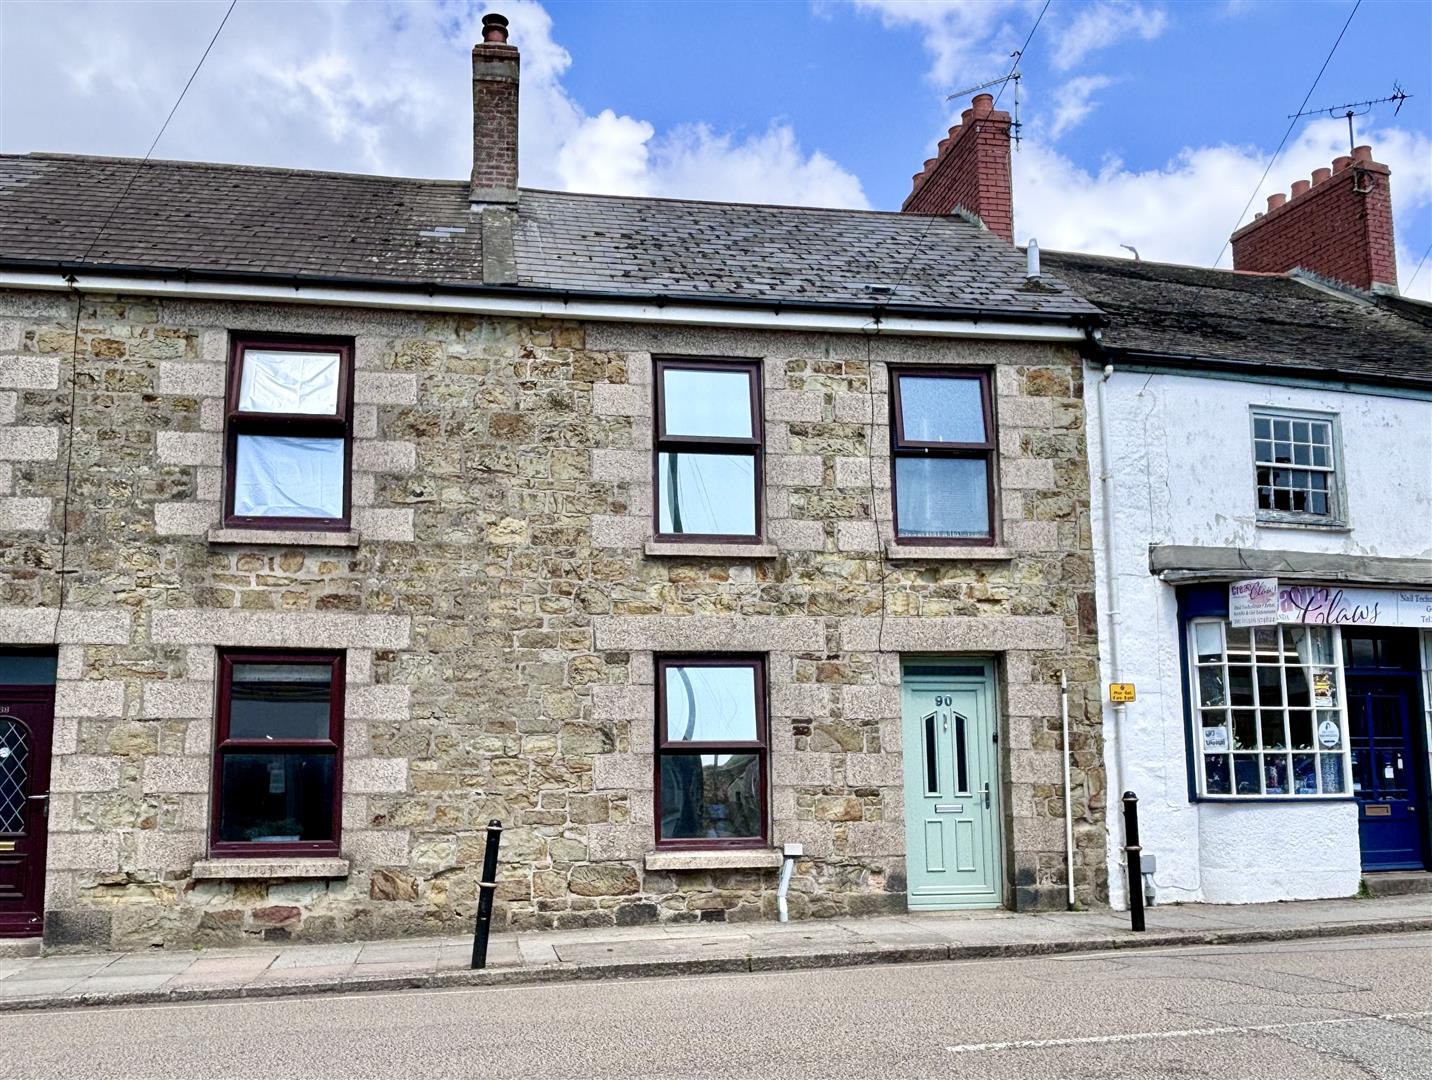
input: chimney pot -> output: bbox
[481,12,509,43]
[1352,144,1373,163]
[1291,179,1310,197]
[1267,193,1286,211]
[1312,167,1331,185]
[971,93,994,116]
[1333,155,1352,173]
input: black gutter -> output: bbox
[0,257,1108,329]
[1081,339,1432,394]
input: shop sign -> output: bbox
[1317,718,1340,748]
[1230,578,1279,627]
[1312,670,1336,708]
[1202,726,1229,752]
[1278,586,1432,629]
[1109,682,1136,703]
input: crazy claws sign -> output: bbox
[1277,585,1432,629]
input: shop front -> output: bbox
[1178,583,1432,875]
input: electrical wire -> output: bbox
[1406,239,1432,293]
[1210,0,1362,268]
[994,0,1050,109]
[52,0,238,644]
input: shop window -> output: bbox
[1251,409,1343,526]
[890,369,996,543]
[225,337,353,529]
[211,652,344,856]
[654,359,762,542]
[1188,620,1351,798]
[655,656,768,847]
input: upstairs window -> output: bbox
[225,338,353,529]
[654,359,762,542]
[212,652,344,857]
[890,369,995,543]
[1251,409,1343,526]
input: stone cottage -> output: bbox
[0,14,1107,950]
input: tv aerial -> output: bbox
[1288,83,1411,152]
[948,54,1024,149]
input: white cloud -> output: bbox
[1013,118,1432,299]
[1047,75,1115,140]
[851,0,1030,87]
[0,0,866,209]
[1053,1,1168,72]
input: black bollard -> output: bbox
[1122,791,1144,932]
[471,818,503,969]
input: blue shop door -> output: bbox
[1347,677,1425,871]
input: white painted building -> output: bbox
[1048,195,1432,907]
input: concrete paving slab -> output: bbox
[67,973,179,995]
[269,945,363,970]
[248,963,358,986]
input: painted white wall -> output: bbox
[1088,366,1432,907]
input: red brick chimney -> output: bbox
[901,93,1013,243]
[470,13,519,204]
[1231,145,1398,292]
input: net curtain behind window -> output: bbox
[233,436,344,519]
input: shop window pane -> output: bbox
[1308,629,1334,665]
[1204,754,1231,795]
[1285,667,1310,708]
[1345,636,1376,668]
[1257,667,1283,706]
[1261,714,1287,750]
[1316,710,1342,750]
[1194,623,1223,664]
[1234,755,1261,795]
[217,751,336,844]
[1197,667,1226,707]
[233,435,345,519]
[229,663,332,740]
[1320,755,1346,794]
[657,452,757,537]
[1292,754,1318,795]
[663,665,757,743]
[1229,666,1254,706]
[659,753,762,840]
[894,457,990,538]
[1200,713,1229,755]
[1225,626,1252,662]
[1289,711,1314,751]
[1312,668,1338,708]
[238,350,341,415]
[1232,710,1258,750]
[897,376,986,443]
[1253,626,1280,658]
[662,369,754,439]
[1263,754,1289,795]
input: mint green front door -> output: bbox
[901,662,1003,909]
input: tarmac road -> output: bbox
[5,932,1431,1079]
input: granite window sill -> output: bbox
[644,541,780,559]
[884,541,1013,561]
[191,857,351,880]
[208,527,362,548]
[1254,519,1352,534]
[644,849,785,872]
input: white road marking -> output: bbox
[945,1010,1432,1053]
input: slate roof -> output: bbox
[1041,250,1432,388]
[0,153,1100,320]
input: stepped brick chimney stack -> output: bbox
[901,93,1014,243]
[470,13,520,204]
[1231,145,1398,292]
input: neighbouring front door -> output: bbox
[1347,675,1426,871]
[901,661,1002,909]
[0,689,53,937]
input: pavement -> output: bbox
[0,894,1429,1014]
[3,931,1430,1078]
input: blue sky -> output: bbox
[2,0,1429,295]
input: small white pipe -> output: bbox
[1059,668,1075,910]
[776,856,795,923]
[1027,238,1040,281]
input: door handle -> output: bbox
[981,783,990,809]
[27,794,49,801]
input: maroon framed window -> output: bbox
[654,359,763,543]
[889,369,996,544]
[655,655,768,849]
[225,336,354,530]
[211,651,344,857]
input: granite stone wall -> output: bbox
[0,289,1105,949]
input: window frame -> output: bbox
[888,367,998,546]
[1186,618,1353,801]
[1248,406,1346,528]
[224,335,355,531]
[653,654,770,851]
[652,358,764,545]
[210,649,345,858]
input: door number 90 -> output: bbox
[934,695,952,706]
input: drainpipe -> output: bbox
[1059,669,1075,909]
[1093,354,1132,906]
[776,842,801,923]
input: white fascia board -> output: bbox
[0,270,1088,343]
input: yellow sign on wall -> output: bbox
[1109,683,1136,703]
